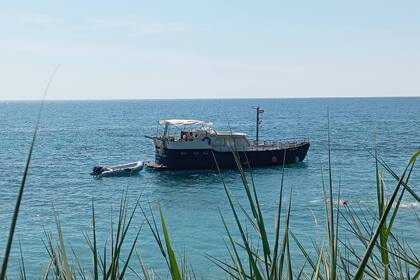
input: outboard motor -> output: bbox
[91,166,104,175]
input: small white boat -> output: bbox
[90,161,144,178]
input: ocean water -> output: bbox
[0,98,419,278]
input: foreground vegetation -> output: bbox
[0,108,419,279]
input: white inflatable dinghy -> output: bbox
[90,161,144,178]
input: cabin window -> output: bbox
[193,151,200,156]
[203,151,209,155]
[180,151,187,156]
[212,138,223,146]
[234,137,248,147]
[226,138,235,147]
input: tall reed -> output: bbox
[206,148,420,280]
[0,67,59,280]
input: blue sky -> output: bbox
[1,1,419,100]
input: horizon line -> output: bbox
[0,95,419,102]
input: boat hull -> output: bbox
[154,143,310,170]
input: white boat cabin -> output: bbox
[155,119,251,151]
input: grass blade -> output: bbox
[0,66,59,280]
[353,151,418,280]
[159,209,182,280]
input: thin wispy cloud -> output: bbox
[0,11,58,26]
[0,12,200,56]
[87,18,200,37]
[18,13,57,26]
[1,12,199,38]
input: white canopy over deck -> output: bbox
[159,119,213,127]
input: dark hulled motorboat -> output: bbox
[147,108,310,170]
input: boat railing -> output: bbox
[212,138,309,152]
[248,138,309,150]
[253,138,309,145]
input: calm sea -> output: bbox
[0,98,419,278]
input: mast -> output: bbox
[252,106,264,146]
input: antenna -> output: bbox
[251,106,264,146]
